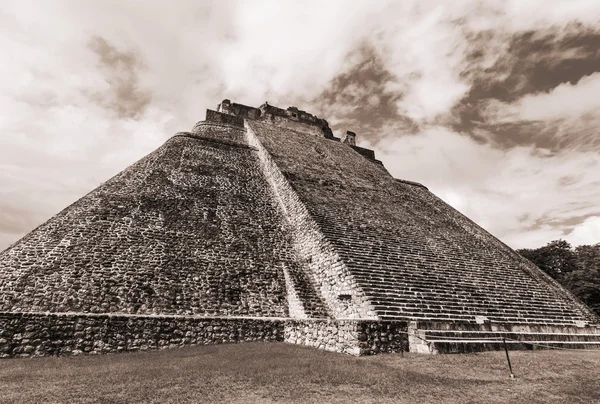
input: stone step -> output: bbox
[365,293,577,315]
[378,312,577,324]
[342,258,557,290]
[423,331,600,342]
[427,339,600,344]
[359,287,572,313]
[424,338,600,353]
[368,297,577,316]
[355,277,556,297]
[369,305,572,320]
[362,287,568,307]
[354,274,561,299]
[378,312,582,326]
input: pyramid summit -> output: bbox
[1,100,599,358]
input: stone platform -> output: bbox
[2,312,599,358]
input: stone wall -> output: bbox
[2,311,596,359]
[0,312,408,358]
[349,145,376,160]
[259,104,329,129]
[203,109,245,127]
[220,100,262,120]
[259,113,327,138]
[284,319,408,355]
[0,312,284,358]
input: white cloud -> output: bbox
[219,0,390,106]
[566,216,600,246]
[368,2,473,122]
[368,0,600,123]
[1,0,600,251]
[367,126,600,249]
[502,0,600,30]
[489,72,600,122]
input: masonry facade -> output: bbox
[0,99,599,358]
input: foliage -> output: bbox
[560,270,600,314]
[574,244,600,273]
[517,239,578,278]
[518,240,600,316]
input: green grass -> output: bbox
[2,343,599,403]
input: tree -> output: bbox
[518,239,577,279]
[575,243,600,273]
[560,270,600,314]
[518,240,600,317]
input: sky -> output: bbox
[1,0,600,251]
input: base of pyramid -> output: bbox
[0,312,409,358]
[2,312,599,358]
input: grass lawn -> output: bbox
[1,342,599,403]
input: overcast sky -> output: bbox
[1,0,600,251]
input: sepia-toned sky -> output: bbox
[1,0,600,251]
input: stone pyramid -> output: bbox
[1,99,599,358]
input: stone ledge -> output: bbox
[408,320,600,354]
[394,178,429,190]
[171,132,258,151]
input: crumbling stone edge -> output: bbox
[0,312,408,358]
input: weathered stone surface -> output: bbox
[0,124,295,318]
[0,312,284,358]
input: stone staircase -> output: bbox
[409,322,600,353]
[324,225,590,325]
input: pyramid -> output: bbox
[1,99,599,358]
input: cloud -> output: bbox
[0,2,200,250]
[472,71,600,153]
[366,126,600,249]
[366,2,474,123]
[87,35,152,119]
[487,72,600,122]
[1,0,600,253]
[313,44,419,140]
[566,216,600,246]
[218,0,390,107]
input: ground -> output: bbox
[2,343,599,403]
